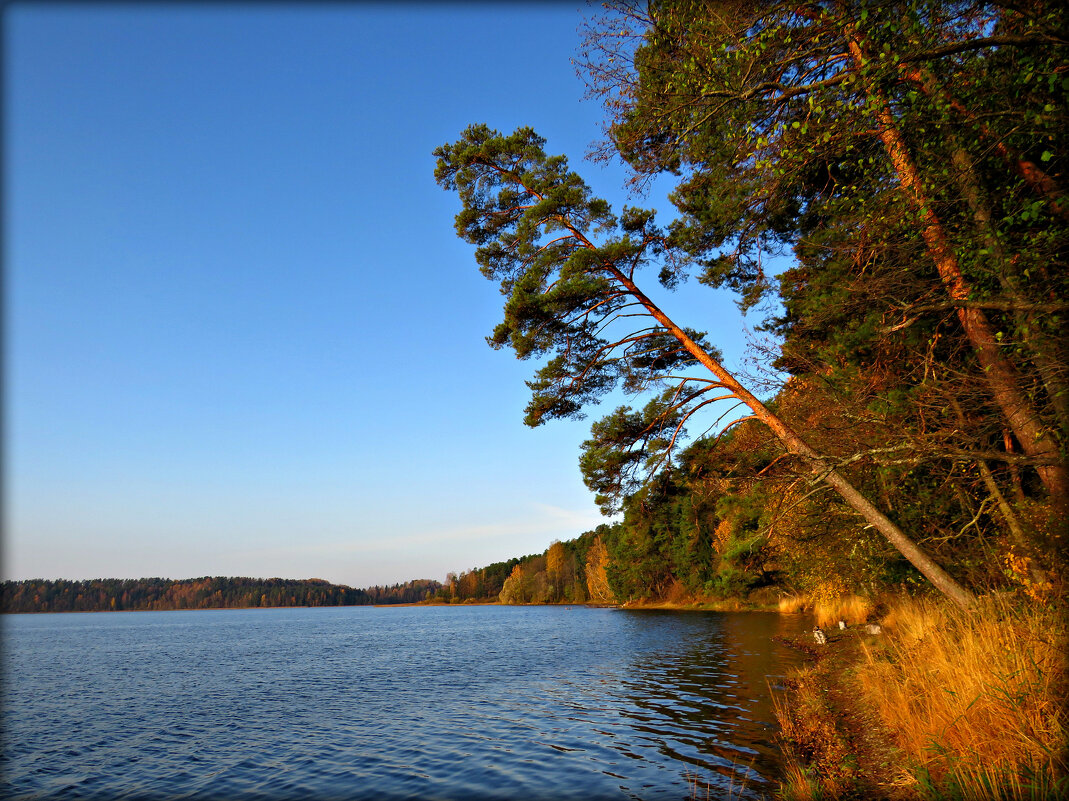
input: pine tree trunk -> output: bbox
[609,268,977,610]
[947,143,1069,437]
[846,39,1069,518]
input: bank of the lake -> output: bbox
[611,592,1068,800]
[770,594,1067,801]
[620,600,778,613]
[407,593,1067,798]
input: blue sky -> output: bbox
[4,3,767,588]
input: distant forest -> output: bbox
[438,536,612,606]
[1,577,441,613]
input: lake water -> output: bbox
[1,605,808,800]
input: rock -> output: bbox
[865,623,882,635]
[838,620,847,630]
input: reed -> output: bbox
[776,593,875,627]
[777,594,811,615]
[856,594,1067,800]
[812,594,874,628]
[684,763,754,801]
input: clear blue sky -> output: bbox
[4,3,765,588]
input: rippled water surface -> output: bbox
[2,605,808,800]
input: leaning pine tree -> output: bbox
[434,124,975,610]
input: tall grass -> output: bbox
[856,594,1067,800]
[777,592,874,627]
[777,594,810,615]
[814,595,874,628]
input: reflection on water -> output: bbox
[611,612,804,796]
[1,606,809,800]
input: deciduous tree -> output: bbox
[585,535,617,603]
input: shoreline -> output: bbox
[401,594,782,611]
[9,590,1057,796]
[770,594,1066,799]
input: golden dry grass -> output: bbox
[813,594,875,628]
[777,593,875,627]
[777,594,811,614]
[775,759,824,801]
[856,594,1067,800]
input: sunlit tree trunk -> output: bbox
[608,268,977,610]
[845,38,1069,518]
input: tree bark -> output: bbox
[607,267,977,610]
[947,141,1069,437]
[846,38,1069,517]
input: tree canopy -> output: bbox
[435,0,1067,608]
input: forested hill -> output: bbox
[1,577,441,613]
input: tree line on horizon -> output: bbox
[437,532,616,605]
[434,0,1067,609]
[1,577,441,614]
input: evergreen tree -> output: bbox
[434,123,974,607]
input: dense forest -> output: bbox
[1,577,441,613]
[434,0,1067,610]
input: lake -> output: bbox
[1,605,808,800]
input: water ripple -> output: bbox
[2,606,809,800]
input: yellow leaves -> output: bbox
[713,516,735,551]
[1003,549,1054,604]
[546,540,567,576]
[585,536,616,604]
[498,564,527,605]
[810,579,851,606]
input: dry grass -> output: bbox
[814,595,875,628]
[777,592,876,628]
[856,594,1068,800]
[778,594,811,614]
[773,665,859,799]
[776,759,824,801]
